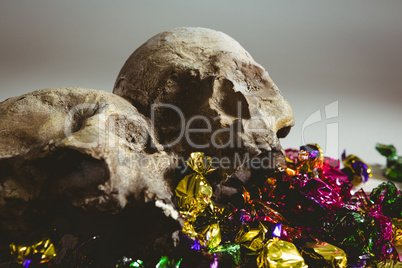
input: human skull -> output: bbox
[0,87,176,213]
[0,88,183,258]
[114,27,294,173]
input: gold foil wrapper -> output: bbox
[181,206,222,249]
[304,241,347,268]
[377,260,402,267]
[196,222,221,249]
[175,152,214,218]
[10,238,57,264]
[394,228,402,247]
[235,222,268,252]
[256,237,307,268]
[182,220,198,240]
[312,143,324,161]
[175,152,221,249]
[393,219,402,247]
[175,174,212,217]
[186,152,214,175]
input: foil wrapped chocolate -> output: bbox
[325,189,398,262]
[170,147,398,267]
[299,240,347,268]
[393,219,402,247]
[156,256,182,268]
[235,221,268,252]
[376,259,402,267]
[322,167,353,201]
[370,181,402,219]
[370,181,399,205]
[209,244,241,266]
[175,153,225,249]
[341,151,372,185]
[324,207,374,261]
[175,152,214,219]
[256,237,307,268]
[195,221,221,249]
[376,143,402,182]
[10,238,57,266]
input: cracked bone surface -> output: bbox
[114,27,294,172]
[0,88,180,262]
[0,87,174,213]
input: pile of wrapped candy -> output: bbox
[170,145,402,267]
[7,144,402,267]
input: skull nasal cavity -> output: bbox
[276,126,291,139]
[215,78,251,119]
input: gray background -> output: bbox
[1,1,401,187]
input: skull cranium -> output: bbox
[114,27,294,172]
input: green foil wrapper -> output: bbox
[324,208,374,260]
[256,237,307,268]
[370,181,399,204]
[376,143,402,181]
[156,256,182,268]
[116,257,145,268]
[209,244,241,266]
[371,182,402,219]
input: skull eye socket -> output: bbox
[213,78,251,119]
